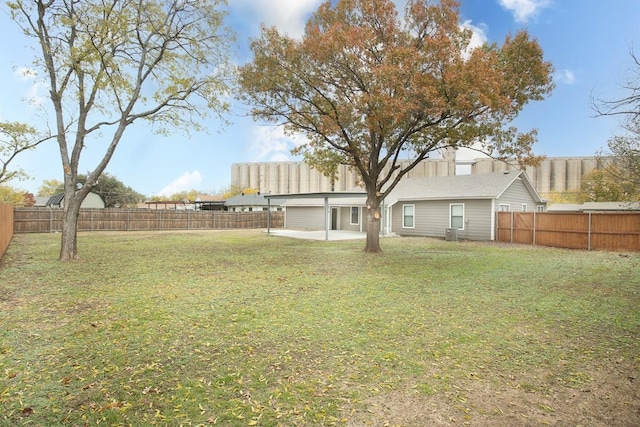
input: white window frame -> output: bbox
[522,203,528,212]
[499,204,510,212]
[350,206,360,225]
[536,205,545,212]
[450,203,465,230]
[402,204,415,228]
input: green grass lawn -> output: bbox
[1,230,638,426]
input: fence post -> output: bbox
[588,212,592,251]
[510,211,514,243]
[49,209,53,233]
[533,211,536,246]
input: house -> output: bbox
[384,170,545,240]
[193,194,226,211]
[277,170,545,241]
[46,192,105,209]
[225,193,287,212]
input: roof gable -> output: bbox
[385,170,542,205]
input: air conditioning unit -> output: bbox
[445,228,458,241]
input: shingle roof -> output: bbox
[280,171,541,207]
[384,170,541,205]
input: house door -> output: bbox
[331,207,338,230]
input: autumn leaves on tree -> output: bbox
[239,0,554,252]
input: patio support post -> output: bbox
[267,199,271,234]
[324,196,329,241]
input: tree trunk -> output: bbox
[363,197,382,253]
[59,192,82,261]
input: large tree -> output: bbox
[239,0,554,252]
[38,173,146,207]
[8,0,233,260]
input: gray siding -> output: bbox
[496,178,539,212]
[391,199,493,240]
[285,206,325,229]
[339,206,362,231]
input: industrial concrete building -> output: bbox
[231,155,603,197]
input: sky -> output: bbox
[1,0,639,197]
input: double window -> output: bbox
[450,203,464,229]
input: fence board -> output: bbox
[14,208,284,233]
[497,211,640,251]
[0,204,14,259]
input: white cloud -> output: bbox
[15,67,37,81]
[232,0,323,38]
[248,125,306,162]
[498,0,551,23]
[555,69,576,85]
[157,171,203,197]
[461,20,489,60]
[14,67,45,106]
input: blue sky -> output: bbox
[1,0,639,197]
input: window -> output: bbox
[450,204,464,229]
[536,205,545,212]
[402,204,414,228]
[350,206,359,225]
[522,203,528,212]
[499,204,510,212]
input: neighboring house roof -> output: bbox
[45,192,105,208]
[195,194,225,202]
[226,193,288,207]
[385,170,543,206]
[34,196,49,207]
[549,202,640,212]
[546,204,584,211]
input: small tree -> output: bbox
[592,50,640,199]
[580,165,636,202]
[222,185,259,199]
[8,0,234,260]
[37,179,64,197]
[0,186,33,206]
[239,0,554,252]
[76,173,146,208]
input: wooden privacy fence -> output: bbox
[496,211,640,251]
[1,203,14,259]
[14,208,284,233]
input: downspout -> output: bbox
[490,199,496,241]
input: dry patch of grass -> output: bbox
[1,230,638,426]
